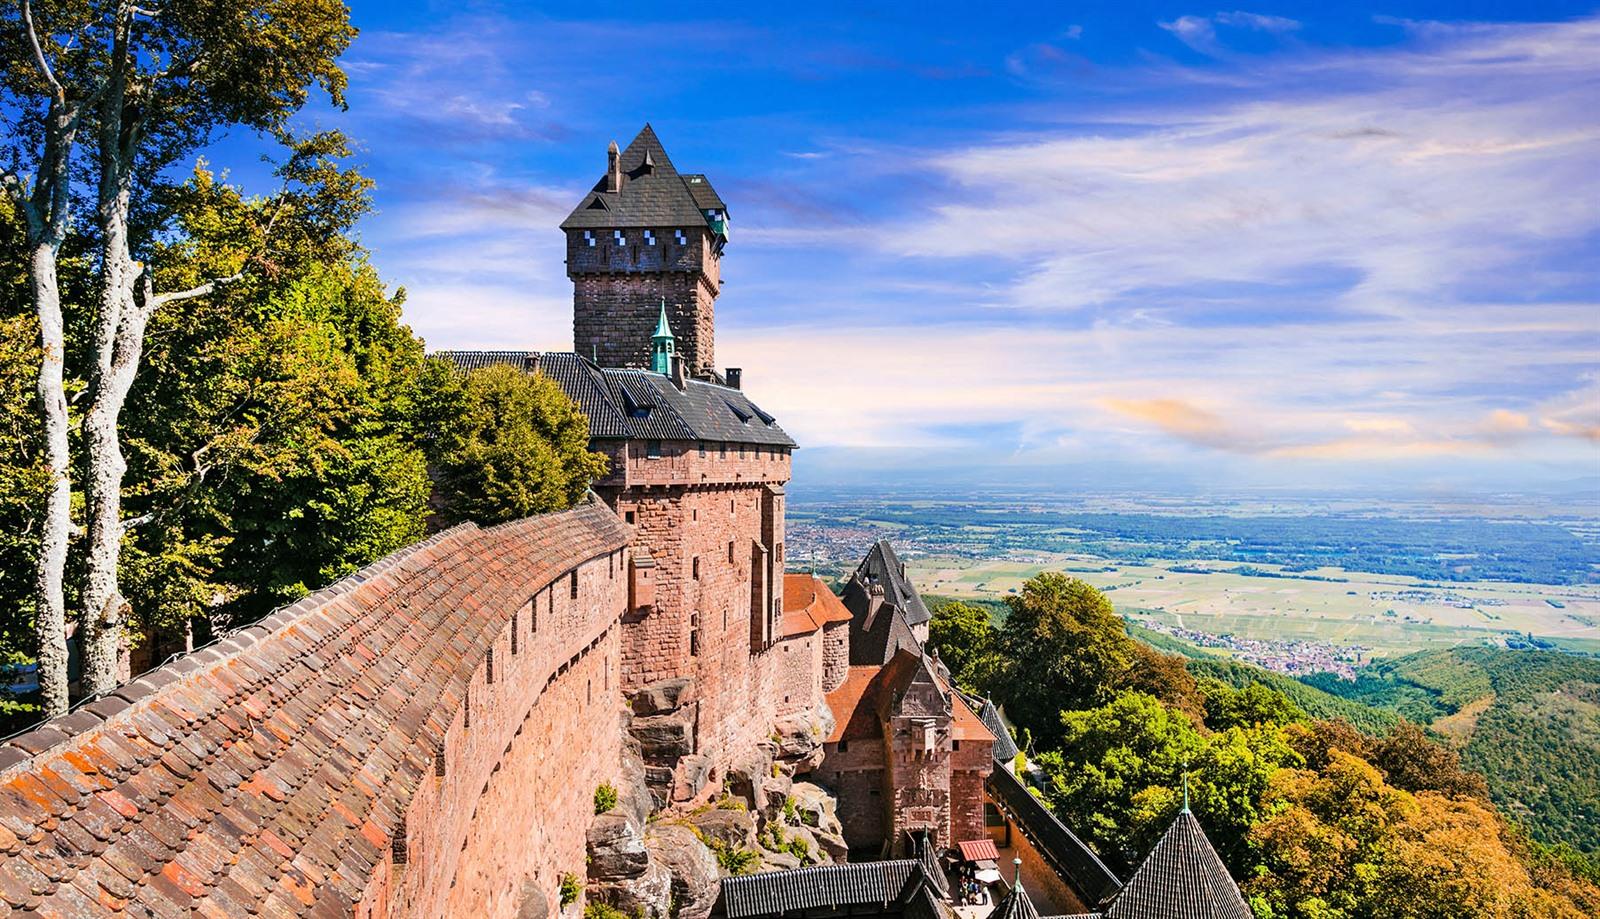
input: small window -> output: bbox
[690,614,701,656]
[728,541,735,563]
[625,511,636,524]
[674,229,687,245]
[644,230,656,246]
[570,570,579,599]
[953,740,961,751]
[511,615,518,654]
[693,557,701,580]
[582,230,596,247]
[646,440,662,458]
[485,648,494,684]
[838,740,849,753]
[532,597,539,633]
[698,442,707,458]
[719,443,727,458]
[739,444,746,458]
[776,543,784,564]
[613,229,625,246]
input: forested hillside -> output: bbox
[1304,647,1600,856]
[928,585,1600,917]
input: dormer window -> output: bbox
[582,231,596,247]
[613,230,626,246]
[674,229,687,245]
[644,230,656,246]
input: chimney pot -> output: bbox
[607,140,622,193]
[670,354,687,390]
[726,368,742,389]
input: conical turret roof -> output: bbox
[653,302,675,340]
[1103,810,1250,919]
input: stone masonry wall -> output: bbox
[950,739,994,847]
[568,228,721,376]
[821,621,849,693]
[773,630,822,720]
[815,739,889,853]
[380,542,631,919]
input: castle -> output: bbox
[0,126,1248,919]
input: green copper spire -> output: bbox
[651,300,676,375]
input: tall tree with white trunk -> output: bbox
[4,0,353,701]
[1,0,107,716]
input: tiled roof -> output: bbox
[824,666,887,743]
[781,574,853,638]
[433,351,796,448]
[951,694,995,744]
[717,859,932,917]
[0,501,629,917]
[1102,811,1250,919]
[986,767,1121,907]
[561,125,727,231]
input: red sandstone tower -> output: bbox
[562,125,728,379]
[558,126,799,803]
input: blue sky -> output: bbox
[238,2,1600,495]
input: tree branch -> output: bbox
[147,271,244,310]
[21,0,66,103]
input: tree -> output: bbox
[1203,678,1306,733]
[1369,722,1489,801]
[995,573,1136,746]
[74,0,354,694]
[0,0,102,714]
[419,362,608,526]
[927,600,1000,693]
[117,149,430,633]
[1035,691,1205,872]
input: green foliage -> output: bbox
[559,872,581,907]
[594,782,618,815]
[1307,647,1600,854]
[927,599,1001,693]
[1035,689,1302,874]
[1201,678,1305,732]
[1187,658,1400,734]
[708,838,759,875]
[583,904,639,919]
[418,362,608,526]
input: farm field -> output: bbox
[906,552,1600,658]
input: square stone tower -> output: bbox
[562,124,729,378]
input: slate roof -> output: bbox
[973,696,1020,763]
[1101,811,1250,919]
[717,859,948,917]
[561,125,728,231]
[986,879,1043,919]
[0,501,629,917]
[433,351,796,448]
[847,541,931,629]
[985,767,1121,907]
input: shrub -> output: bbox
[559,872,582,907]
[594,782,619,815]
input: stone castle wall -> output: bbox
[568,227,721,377]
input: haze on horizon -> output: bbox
[219,1,1600,498]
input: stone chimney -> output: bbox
[606,140,622,193]
[725,368,742,390]
[669,353,687,390]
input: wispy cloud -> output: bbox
[1160,10,1301,54]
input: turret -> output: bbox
[650,302,676,375]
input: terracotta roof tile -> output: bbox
[0,501,629,916]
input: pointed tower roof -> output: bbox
[985,859,1041,919]
[653,302,675,340]
[1103,811,1251,919]
[561,124,727,230]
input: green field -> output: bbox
[907,552,1600,658]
